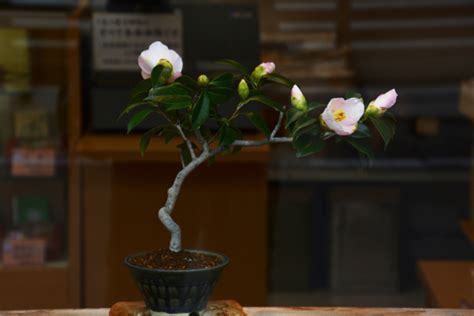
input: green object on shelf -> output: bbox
[12,195,50,225]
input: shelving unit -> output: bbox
[0,6,82,309]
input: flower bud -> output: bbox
[291,85,308,111]
[197,74,209,87]
[158,58,173,81]
[370,89,398,114]
[238,79,250,100]
[251,62,276,81]
[364,102,382,118]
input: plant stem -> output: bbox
[159,116,292,252]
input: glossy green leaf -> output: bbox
[217,59,249,75]
[207,86,234,104]
[127,107,155,134]
[162,125,179,143]
[286,107,306,129]
[209,73,233,88]
[246,112,271,138]
[162,97,193,110]
[139,126,163,157]
[293,129,325,158]
[192,92,211,129]
[345,137,374,159]
[291,117,318,138]
[350,123,371,139]
[151,64,164,87]
[307,101,326,112]
[369,116,395,148]
[132,79,152,97]
[243,94,284,112]
[175,75,199,90]
[260,73,294,87]
[148,83,189,98]
[218,124,240,147]
[118,100,154,120]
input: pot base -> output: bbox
[125,249,229,314]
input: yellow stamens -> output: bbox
[333,110,346,122]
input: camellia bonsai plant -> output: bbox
[121,41,398,314]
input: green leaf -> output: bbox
[151,64,164,87]
[174,75,199,90]
[369,116,395,148]
[345,137,374,159]
[162,125,179,143]
[291,117,318,139]
[118,100,155,120]
[162,97,193,110]
[243,94,284,112]
[132,79,152,97]
[293,129,325,158]
[350,123,371,139]
[139,126,163,157]
[207,86,234,104]
[246,112,271,138]
[260,73,294,87]
[148,83,189,98]
[209,73,233,88]
[307,101,326,112]
[146,83,193,110]
[127,108,155,134]
[199,126,213,142]
[217,59,249,75]
[286,107,306,129]
[177,142,193,167]
[218,124,240,147]
[192,92,211,129]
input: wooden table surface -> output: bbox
[418,260,474,308]
[1,307,473,316]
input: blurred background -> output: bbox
[0,0,473,311]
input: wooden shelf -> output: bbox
[73,134,270,163]
[0,262,70,310]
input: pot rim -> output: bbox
[124,248,229,273]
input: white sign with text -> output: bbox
[92,12,182,71]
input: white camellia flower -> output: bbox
[138,41,183,81]
[321,97,365,136]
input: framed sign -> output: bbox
[92,12,183,71]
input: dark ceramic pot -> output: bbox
[124,249,229,314]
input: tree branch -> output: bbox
[194,129,209,154]
[233,137,292,147]
[158,149,212,252]
[271,111,285,138]
[175,123,196,160]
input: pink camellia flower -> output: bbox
[321,97,365,136]
[138,41,183,81]
[372,89,398,110]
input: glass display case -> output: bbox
[0,4,80,309]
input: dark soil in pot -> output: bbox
[130,249,224,270]
[125,249,229,314]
